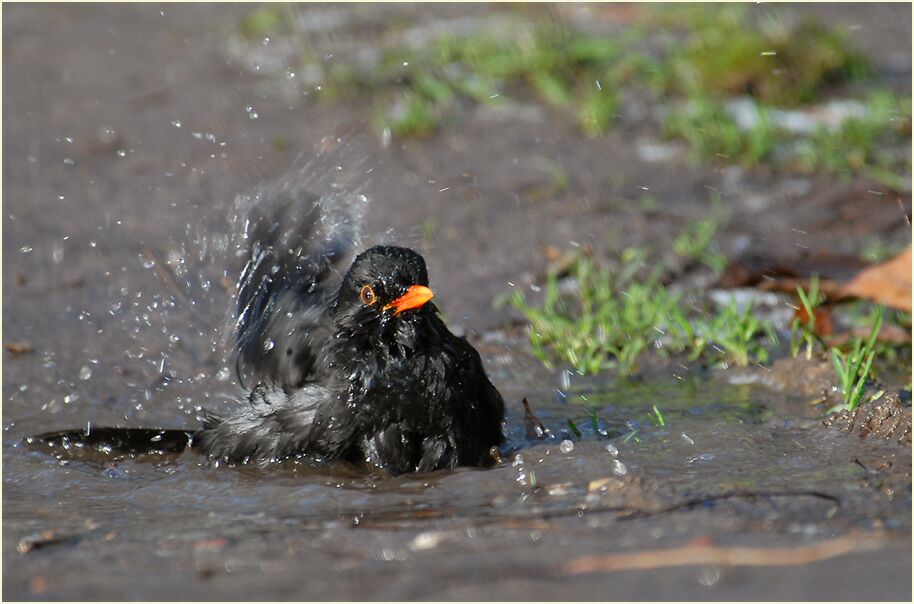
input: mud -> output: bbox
[3,3,912,601]
[825,391,913,444]
[728,357,844,404]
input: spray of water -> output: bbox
[117,135,373,423]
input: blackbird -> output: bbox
[198,244,506,472]
[31,192,506,474]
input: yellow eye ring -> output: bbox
[360,284,377,305]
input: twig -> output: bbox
[616,489,840,521]
[562,531,887,574]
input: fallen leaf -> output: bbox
[837,247,912,311]
[794,306,834,336]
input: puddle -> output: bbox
[8,369,908,525]
[5,339,911,600]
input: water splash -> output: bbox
[109,134,374,422]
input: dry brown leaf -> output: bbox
[838,247,912,311]
[4,341,32,354]
[794,306,834,336]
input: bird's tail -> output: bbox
[26,427,197,457]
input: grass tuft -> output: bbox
[663,5,868,106]
[790,275,825,359]
[509,221,776,376]
[242,5,907,182]
[509,251,691,375]
[829,306,883,412]
[652,404,666,427]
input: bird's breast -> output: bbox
[346,351,452,424]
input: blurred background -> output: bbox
[3,3,912,601]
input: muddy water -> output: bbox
[4,353,911,599]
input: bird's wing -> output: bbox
[233,186,355,389]
[451,336,507,454]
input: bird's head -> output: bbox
[332,246,437,350]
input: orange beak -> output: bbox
[383,285,434,315]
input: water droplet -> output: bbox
[559,439,574,454]
[688,453,715,464]
[605,443,619,457]
[216,367,231,382]
[263,339,275,352]
[697,567,721,587]
[116,149,127,158]
[171,120,182,128]
[79,366,92,380]
[98,127,117,143]
[612,459,627,476]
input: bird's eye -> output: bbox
[360,284,377,305]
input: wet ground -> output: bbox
[3,4,912,600]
